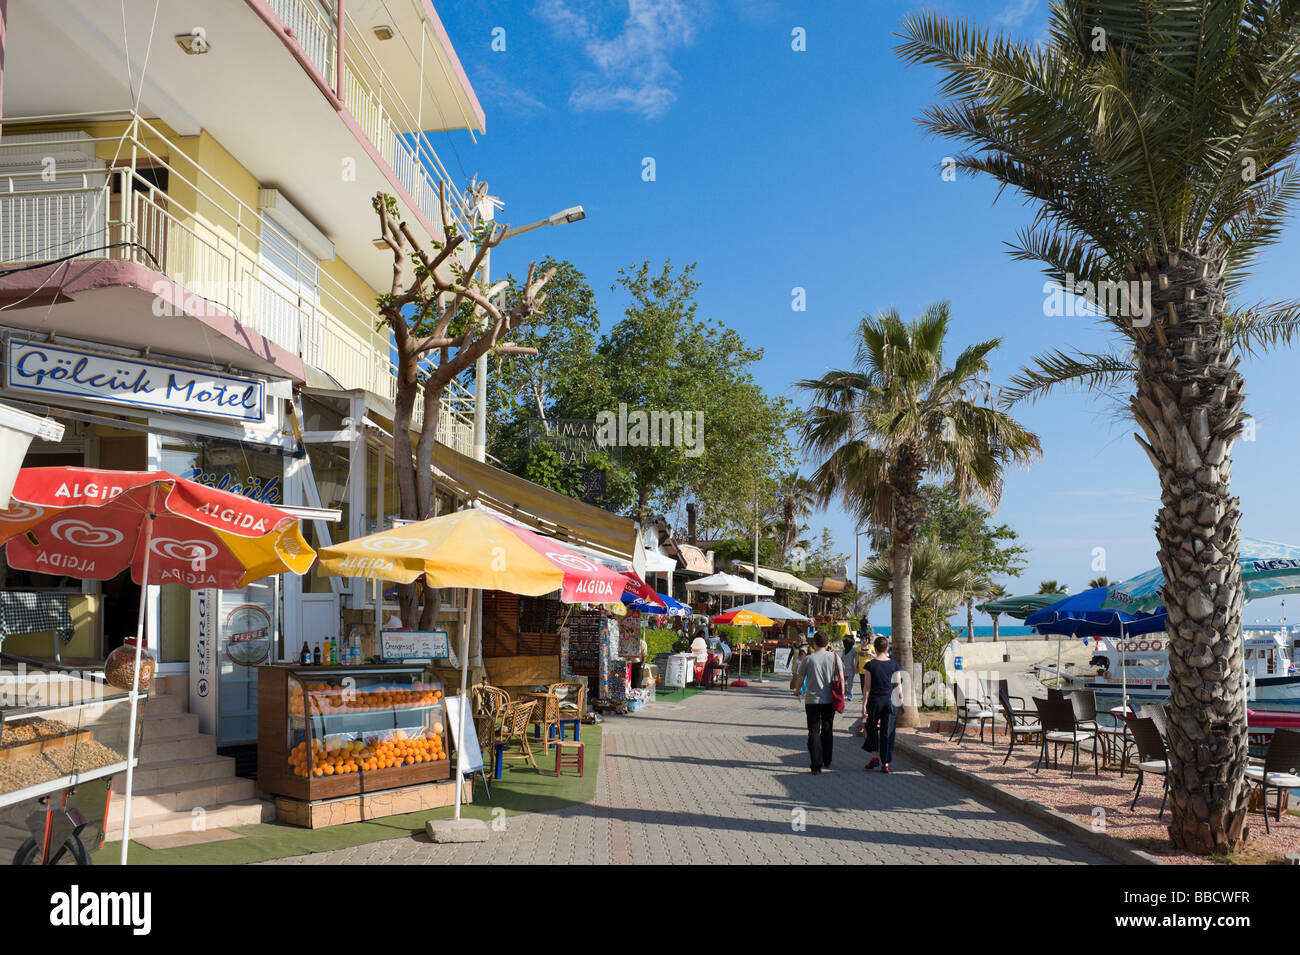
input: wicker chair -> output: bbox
[998,688,1042,765]
[470,684,511,754]
[951,683,994,744]
[1124,716,1170,817]
[526,692,560,752]
[1247,727,1300,833]
[549,681,586,741]
[1033,696,1098,776]
[494,700,539,775]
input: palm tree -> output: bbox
[983,582,1010,639]
[1088,577,1113,590]
[773,471,817,565]
[799,304,1041,726]
[860,537,986,678]
[1037,580,1069,595]
[898,1,1300,853]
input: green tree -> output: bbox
[1088,577,1113,590]
[860,537,984,685]
[1037,580,1069,595]
[899,0,1300,854]
[877,482,1029,640]
[600,262,793,525]
[798,304,1041,727]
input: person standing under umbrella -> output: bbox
[790,632,843,774]
[862,636,902,773]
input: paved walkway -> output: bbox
[264,680,1105,865]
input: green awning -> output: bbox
[976,593,1062,620]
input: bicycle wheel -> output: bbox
[12,833,91,866]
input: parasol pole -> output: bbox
[453,586,473,821]
[120,484,158,865]
[1120,620,1129,715]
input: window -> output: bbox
[259,221,321,363]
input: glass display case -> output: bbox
[0,668,143,808]
[257,664,449,801]
[0,665,145,862]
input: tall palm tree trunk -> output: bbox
[891,450,924,727]
[1130,247,1248,854]
[966,598,975,643]
[891,545,918,727]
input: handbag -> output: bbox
[830,656,846,714]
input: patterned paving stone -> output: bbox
[263,681,1106,865]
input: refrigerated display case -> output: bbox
[257,664,449,801]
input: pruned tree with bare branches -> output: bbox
[372,187,554,628]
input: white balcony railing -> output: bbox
[265,0,466,229]
[0,113,474,453]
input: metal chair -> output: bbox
[952,683,995,744]
[1246,727,1300,834]
[1123,716,1170,817]
[1034,696,1098,776]
[549,680,586,741]
[998,688,1042,765]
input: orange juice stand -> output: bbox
[256,663,463,828]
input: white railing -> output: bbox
[0,113,476,453]
[266,0,337,87]
[265,0,466,230]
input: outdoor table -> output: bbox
[1096,724,1133,774]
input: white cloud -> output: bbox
[994,0,1038,28]
[536,0,700,118]
[475,66,548,113]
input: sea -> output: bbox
[865,625,1035,638]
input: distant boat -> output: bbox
[1060,627,1300,706]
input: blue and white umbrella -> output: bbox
[1102,536,1300,615]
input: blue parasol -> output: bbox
[1027,587,1168,711]
[623,590,690,617]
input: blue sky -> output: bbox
[434,0,1300,627]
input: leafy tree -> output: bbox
[1089,577,1113,590]
[1037,580,1069,595]
[488,259,793,529]
[798,304,1041,726]
[898,0,1300,853]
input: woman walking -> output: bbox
[840,636,859,703]
[862,636,902,773]
[790,632,843,774]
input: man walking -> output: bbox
[790,632,843,774]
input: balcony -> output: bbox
[0,112,473,453]
[263,0,474,230]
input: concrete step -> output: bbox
[106,797,274,841]
[141,692,186,715]
[136,732,218,766]
[106,776,257,824]
[140,711,200,737]
[111,752,234,791]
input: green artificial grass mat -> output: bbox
[94,725,602,865]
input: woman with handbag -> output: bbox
[789,631,844,774]
[862,636,903,773]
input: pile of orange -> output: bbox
[287,728,446,778]
[290,683,442,715]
